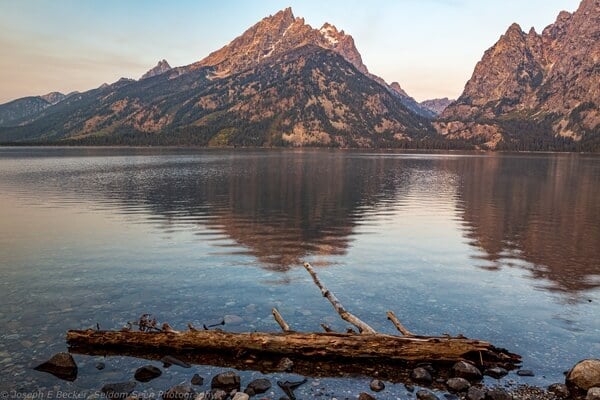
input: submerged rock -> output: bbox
[101,382,136,400]
[211,371,241,392]
[95,362,105,370]
[191,373,204,386]
[244,378,271,395]
[517,369,535,377]
[161,355,191,368]
[484,367,508,379]
[134,365,161,382]
[33,352,78,381]
[452,361,482,381]
[567,359,600,391]
[162,384,195,400]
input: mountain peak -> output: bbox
[140,59,172,80]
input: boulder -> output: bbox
[244,378,271,395]
[452,361,482,381]
[446,377,470,392]
[466,387,485,400]
[411,367,433,384]
[587,387,600,400]
[211,371,241,392]
[34,352,78,381]
[485,388,511,400]
[134,365,161,382]
[484,367,507,379]
[416,390,439,400]
[567,359,600,391]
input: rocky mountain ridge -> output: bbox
[420,98,454,115]
[437,0,599,150]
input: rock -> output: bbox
[466,387,485,400]
[548,383,570,398]
[369,379,385,392]
[224,315,244,325]
[358,393,375,400]
[567,359,600,391]
[276,357,294,372]
[96,362,105,370]
[161,355,191,368]
[411,367,433,384]
[517,369,535,377]
[446,377,470,392]
[484,388,510,400]
[444,395,460,400]
[191,374,204,386]
[101,382,137,400]
[134,365,161,382]
[416,390,439,400]
[162,385,195,400]
[587,388,600,400]
[245,378,271,395]
[211,371,241,392]
[405,384,415,392]
[231,393,249,400]
[452,361,482,381]
[205,390,228,400]
[33,352,78,381]
[484,367,508,379]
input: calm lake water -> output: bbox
[0,147,599,397]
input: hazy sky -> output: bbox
[0,0,581,104]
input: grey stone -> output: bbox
[485,388,511,400]
[547,383,570,398]
[134,365,161,382]
[466,387,485,400]
[416,390,439,400]
[411,367,433,384]
[95,362,105,370]
[484,367,508,379]
[34,352,78,381]
[567,359,600,391]
[191,374,204,386]
[452,361,482,381]
[587,387,600,400]
[517,369,535,377]
[446,377,470,392]
[211,371,241,392]
[101,382,137,400]
[358,393,376,400]
[161,355,191,368]
[244,378,271,395]
[369,379,385,392]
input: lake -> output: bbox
[0,147,598,397]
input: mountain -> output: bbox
[436,0,600,151]
[0,92,68,127]
[420,98,454,115]
[140,59,172,80]
[0,8,443,147]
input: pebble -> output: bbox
[276,357,294,372]
[369,379,385,392]
[244,378,271,395]
[517,370,535,377]
[358,393,376,400]
[466,386,485,400]
[191,373,204,385]
[416,389,439,400]
[162,384,195,400]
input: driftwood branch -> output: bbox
[272,308,292,332]
[387,311,414,336]
[303,262,376,334]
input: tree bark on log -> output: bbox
[66,329,519,366]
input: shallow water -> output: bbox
[0,147,598,397]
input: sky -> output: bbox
[0,0,581,104]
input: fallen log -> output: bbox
[66,262,521,373]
